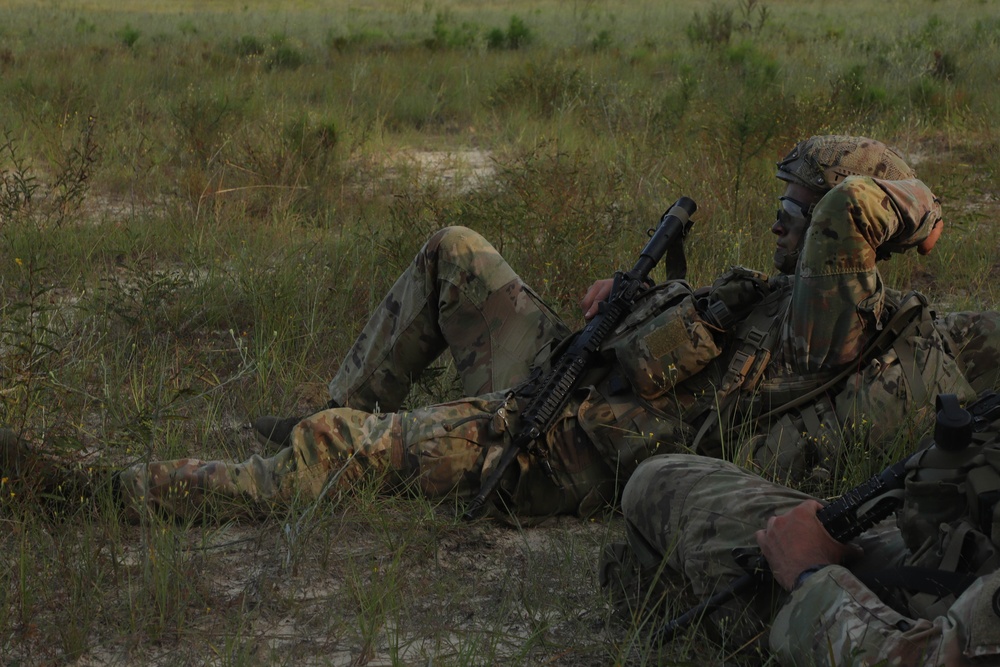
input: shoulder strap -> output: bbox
[752,291,930,424]
[690,288,790,451]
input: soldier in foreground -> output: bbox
[610,391,1000,663]
[5,135,999,521]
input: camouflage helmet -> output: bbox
[776,135,916,192]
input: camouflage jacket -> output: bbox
[578,176,977,481]
[771,565,1000,665]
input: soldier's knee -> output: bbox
[623,454,692,518]
[424,226,481,255]
[431,225,497,262]
[623,454,738,521]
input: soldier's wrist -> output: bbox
[792,564,829,591]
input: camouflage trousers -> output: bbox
[940,310,1000,394]
[617,455,1000,664]
[326,225,571,412]
[617,454,907,635]
[117,227,626,520]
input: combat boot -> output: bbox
[253,399,341,448]
[252,415,304,448]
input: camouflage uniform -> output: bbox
[715,176,1000,479]
[619,453,1000,665]
[116,158,1000,521]
[119,227,631,519]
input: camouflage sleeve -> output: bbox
[770,565,1000,666]
[786,177,941,372]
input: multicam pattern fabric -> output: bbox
[117,227,619,520]
[739,177,998,479]
[116,173,1000,520]
[619,454,1000,666]
[776,135,915,192]
[327,226,571,412]
[781,176,941,373]
[118,391,621,521]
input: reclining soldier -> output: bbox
[609,412,1000,664]
[6,135,997,521]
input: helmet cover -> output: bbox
[776,135,916,192]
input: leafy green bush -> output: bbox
[485,27,506,50]
[115,24,141,49]
[425,11,479,51]
[267,44,305,71]
[591,29,613,52]
[506,15,532,49]
[490,60,583,117]
[833,64,888,111]
[687,0,769,47]
[686,3,734,46]
[235,35,265,57]
[487,15,533,50]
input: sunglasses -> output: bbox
[774,196,815,226]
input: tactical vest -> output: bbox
[602,266,978,480]
[601,279,722,400]
[579,266,978,485]
[686,268,977,480]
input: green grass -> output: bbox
[1,0,999,663]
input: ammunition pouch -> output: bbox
[602,281,722,401]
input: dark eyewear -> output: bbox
[775,196,815,226]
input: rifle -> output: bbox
[660,390,1000,641]
[657,456,910,641]
[462,196,698,521]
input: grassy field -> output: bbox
[1,0,999,664]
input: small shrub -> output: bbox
[909,78,949,118]
[591,29,613,52]
[490,61,583,118]
[325,28,393,54]
[487,15,533,50]
[0,130,38,223]
[736,0,769,36]
[653,66,697,132]
[267,45,305,71]
[930,50,958,81]
[283,116,338,153]
[686,3,734,47]
[485,27,506,50]
[116,24,141,49]
[425,11,479,51]
[177,20,198,36]
[725,42,779,88]
[505,15,532,49]
[170,90,245,162]
[687,0,768,47]
[833,64,888,111]
[235,35,265,58]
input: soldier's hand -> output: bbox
[755,500,861,591]
[580,279,614,320]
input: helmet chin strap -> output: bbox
[773,247,800,275]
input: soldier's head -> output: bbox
[770,135,916,273]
